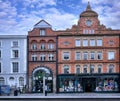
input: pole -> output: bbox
[43,76,45,95]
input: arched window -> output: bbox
[83,65,87,73]
[90,65,94,73]
[63,65,69,74]
[19,77,24,86]
[98,65,102,73]
[0,77,5,85]
[76,65,80,74]
[109,64,114,73]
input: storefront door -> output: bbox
[83,78,96,92]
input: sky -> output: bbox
[0,0,120,35]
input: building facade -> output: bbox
[28,20,57,93]
[0,35,27,89]
[28,2,120,93]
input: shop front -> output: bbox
[57,73,119,93]
[32,67,53,93]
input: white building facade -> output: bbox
[0,35,27,89]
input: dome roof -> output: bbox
[80,2,98,17]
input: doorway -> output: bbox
[83,78,96,92]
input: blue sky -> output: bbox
[0,0,120,35]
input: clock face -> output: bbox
[86,20,92,26]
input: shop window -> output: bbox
[95,78,118,92]
[58,77,83,92]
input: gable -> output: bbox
[34,20,52,28]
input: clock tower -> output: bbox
[78,2,100,34]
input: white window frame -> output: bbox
[83,39,88,46]
[97,39,102,46]
[63,52,70,60]
[83,52,88,60]
[108,51,115,60]
[12,40,19,47]
[90,39,95,46]
[40,29,45,36]
[75,39,81,47]
[12,62,19,73]
[75,52,80,60]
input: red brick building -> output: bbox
[28,2,120,93]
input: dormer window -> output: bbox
[40,29,45,36]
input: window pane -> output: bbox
[40,29,45,36]
[76,65,80,74]
[108,52,115,60]
[13,62,19,73]
[83,40,88,46]
[63,52,70,60]
[12,50,19,58]
[97,52,102,60]
[75,40,80,46]
[13,41,18,47]
[90,40,95,46]
[83,52,88,60]
[97,39,102,46]
[63,65,69,74]
[75,52,80,60]
[90,52,95,60]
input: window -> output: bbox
[0,41,2,47]
[98,65,102,73]
[48,54,54,61]
[12,50,19,58]
[40,44,45,50]
[76,65,80,74]
[63,65,69,74]
[90,39,95,46]
[31,44,37,50]
[108,52,115,60]
[63,52,70,60]
[97,39,102,46]
[12,62,19,73]
[75,39,80,46]
[12,41,18,47]
[83,65,87,73]
[19,77,24,86]
[31,55,37,61]
[0,50,1,58]
[40,29,45,36]
[83,52,88,60]
[109,64,114,73]
[0,63,1,73]
[83,39,88,46]
[90,52,95,60]
[40,54,45,61]
[75,52,80,60]
[0,77,5,85]
[83,29,88,34]
[48,44,54,49]
[90,65,94,73]
[97,52,102,60]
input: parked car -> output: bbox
[0,85,10,96]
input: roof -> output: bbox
[80,2,98,17]
[34,20,52,28]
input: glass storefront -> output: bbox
[57,74,119,93]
